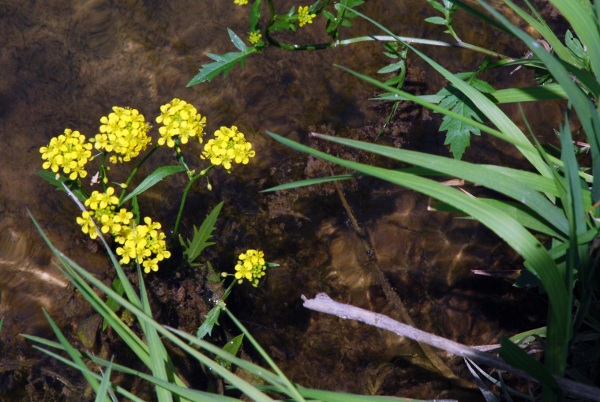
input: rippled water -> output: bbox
[0,0,562,400]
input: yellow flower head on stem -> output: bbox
[78,187,133,239]
[298,6,316,27]
[92,106,152,163]
[40,129,93,180]
[200,126,256,172]
[156,98,207,148]
[234,0,248,5]
[115,216,171,273]
[248,31,262,45]
[232,249,267,287]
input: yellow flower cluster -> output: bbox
[298,6,316,27]
[92,106,152,163]
[40,129,93,180]
[76,187,133,239]
[233,249,267,287]
[234,0,248,5]
[248,31,262,45]
[115,217,171,273]
[201,126,256,172]
[155,98,207,148]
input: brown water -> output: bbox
[0,0,562,400]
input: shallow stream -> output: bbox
[0,1,563,400]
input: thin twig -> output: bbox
[302,293,600,402]
[329,170,466,386]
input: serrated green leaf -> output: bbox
[424,16,447,25]
[187,47,257,86]
[180,201,224,265]
[564,29,589,68]
[469,77,495,93]
[437,88,484,159]
[196,304,225,339]
[120,165,186,205]
[228,28,249,52]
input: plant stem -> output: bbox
[118,146,159,205]
[172,165,214,237]
[338,35,511,60]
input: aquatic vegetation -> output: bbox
[187,0,600,400]
[30,0,600,401]
[38,98,261,277]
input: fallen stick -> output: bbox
[302,293,600,402]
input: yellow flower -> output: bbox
[85,187,119,211]
[156,98,207,148]
[233,249,267,287]
[92,106,152,163]
[115,217,171,273]
[201,126,256,172]
[248,31,262,45]
[77,187,133,240]
[40,129,93,180]
[234,0,248,5]
[298,6,316,27]
[76,211,97,239]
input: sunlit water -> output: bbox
[0,0,562,400]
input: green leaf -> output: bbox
[249,0,262,31]
[500,338,561,396]
[267,130,568,339]
[95,359,115,402]
[424,16,447,25]
[377,61,404,74]
[120,165,186,205]
[102,278,125,331]
[228,28,249,52]
[196,304,225,339]
[262,174,357,192]
[437,86,485,159]
[187,41,257,86]
[36,170,88,202]
[376,83,569,104]
[217,334,244,370]
[180,201,223,265]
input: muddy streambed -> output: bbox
[0,1,564,400]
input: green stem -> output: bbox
[172,165,215,237]
[338,35,512,60]
[118,146,159,205]
[264,30,510,59]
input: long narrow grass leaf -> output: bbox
[95,359,115,402]
[338,6,552,177]
[310,133,569,236]
[267,131,568,338]
[41,310,100,392]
